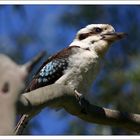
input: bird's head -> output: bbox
[70,24,126,56]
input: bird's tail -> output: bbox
[14,114,29,135]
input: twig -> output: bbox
[24,51,46,73]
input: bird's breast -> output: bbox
[55,49,100,94]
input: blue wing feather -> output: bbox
[25,45,80,92]
[25,58,68,92]
[37,59,68,85]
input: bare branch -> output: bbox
[0,54,25,135]
[0,53,44,135]
[16,84,140,134]
[23,51,46,73]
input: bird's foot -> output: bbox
[74,90,89,114]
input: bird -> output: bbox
[15,24,126,134]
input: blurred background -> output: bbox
[0,5,140,135]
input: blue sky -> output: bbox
[0,5,140,135]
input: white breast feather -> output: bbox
[55,48,100,94]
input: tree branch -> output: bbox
[0,54,25,135]
[23,51,46,73]
[0,53,45,135]
[1,53,140,135]
[16,84,140,134]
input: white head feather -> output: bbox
[70,24,117,55]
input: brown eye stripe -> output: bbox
[78,32,95,40]
[78,27,103,40]
[79,33,89,40]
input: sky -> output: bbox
[0,5,140,135]
[0,5,81,135]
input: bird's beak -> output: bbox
[102,32,127,42]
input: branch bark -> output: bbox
[16,84,140,134]
[0,54,25,135]
[0,53,45,135]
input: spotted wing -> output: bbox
[25,58,68,92]
[25,46,80,92]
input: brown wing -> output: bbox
[25,46,80,92]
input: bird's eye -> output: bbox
[95,27,102,33]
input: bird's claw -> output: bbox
[74,90,89,114]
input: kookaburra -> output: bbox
[15,24,126,134]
